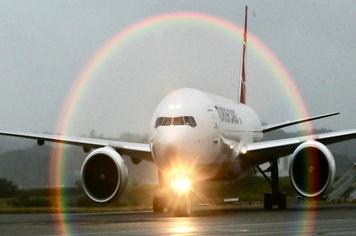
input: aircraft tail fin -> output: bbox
[238,6,248,104]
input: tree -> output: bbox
[0,178,18,198]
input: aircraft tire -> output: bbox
[153,196,165,213]
[171,198,191,217]
[264,193,273,210]
[278,193,287,210]
[264,193,287,210]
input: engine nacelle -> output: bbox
[289,140,335,198]
[80,146,128,203]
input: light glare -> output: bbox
[170,176,191,194]
[168,103,182,110]
[241,146,247,154]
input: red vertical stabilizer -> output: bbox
[239,6,248,104]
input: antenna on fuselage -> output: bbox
[238,6,248,104]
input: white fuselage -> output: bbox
[149,88,263,181]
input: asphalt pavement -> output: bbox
[0,204,355,235]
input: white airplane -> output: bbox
[1,6,356,216]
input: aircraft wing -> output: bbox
[0,130,153,162]
[240,129,356,166]
[261,112,339,133]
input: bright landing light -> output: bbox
[170,175,191,194]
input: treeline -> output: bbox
[0,178,80,207]
[0,178,155,208]
[195,176,294,203]
[0,176,296,208]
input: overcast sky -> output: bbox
[0,0,355,139]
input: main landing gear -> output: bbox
[152,171,192,217]
[257,159,287,210]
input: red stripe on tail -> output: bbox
[239,6,248,104]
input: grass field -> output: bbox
[0,176,354,214]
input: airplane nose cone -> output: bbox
[151,129,199,169]
[152,143,178,165]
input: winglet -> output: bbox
[238,5,248,104]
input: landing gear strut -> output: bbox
[257,159,287,210]
[170,195,191,217]
[153,171,168,213]
[152,170,192,216]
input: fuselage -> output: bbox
[149,88,263,181]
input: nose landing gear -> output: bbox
[170,195,191,217]
[152,195,166,213]
[152,170,192,217]
[152,193,191,217]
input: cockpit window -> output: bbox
[161,117,172,126]
[154,117,164,128]
[154,116,196,128]
[173,117,184,125]
[183,116,197,127]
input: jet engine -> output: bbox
[81,146,128,203]
[289,140,335,198]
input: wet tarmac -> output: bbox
[0,205,355,235]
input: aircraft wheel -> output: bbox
[264,193,273,210]
[278,193,287,210]
[171,198,191,217]
[153,196,165,213]
[264,193,287,210]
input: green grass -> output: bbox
[1,176,354,214]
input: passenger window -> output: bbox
[173,117,184,125]
[183,116,197,127]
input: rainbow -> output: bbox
[49,12,315,235]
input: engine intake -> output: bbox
[81,146,128,203]
[289,140,335,198]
